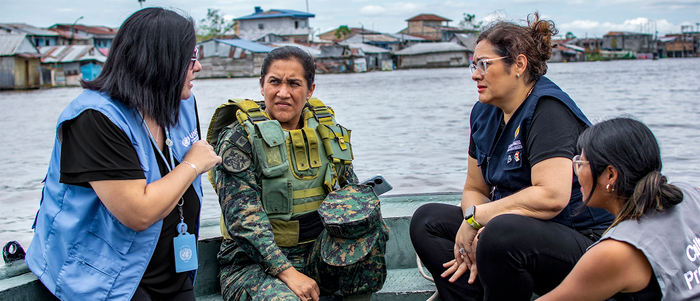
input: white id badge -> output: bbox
[173,220,198,273]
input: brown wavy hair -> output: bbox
[476,12,557,84]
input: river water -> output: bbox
[1,58,699,257]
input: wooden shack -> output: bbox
[393,42,469,68]
[196,39,274,78]
[0,34,43,89]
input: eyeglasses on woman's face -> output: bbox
[469,56,506,75]
[189,47,199,70]
[572,154,589,177]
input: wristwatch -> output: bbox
[464,205,483,230]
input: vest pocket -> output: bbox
[262,177,293,220]
[503,149,523,171]
[55,243,121,301]
[270,219,299,247]
[317,124,353,164]
[88,203,136,255]
[253,121,288,178]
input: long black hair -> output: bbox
[81,7,196,128]
[259,46,315,90]
[577,117,683,228]
[476,12,557,84]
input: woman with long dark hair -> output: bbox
[25,8,221,301]
[409,13,614,300]
[539,117,697,300]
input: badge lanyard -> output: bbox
[143,120,199,273]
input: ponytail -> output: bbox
[610,171,684,228]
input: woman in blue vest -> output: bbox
[25,8,221,301]
[410,13,614,300]
[540,117,698,300]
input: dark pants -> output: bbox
[131,277,195,301]
[409,203,596,301]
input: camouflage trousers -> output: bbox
[220,232,387,301]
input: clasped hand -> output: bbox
[441,220,483,284]
[182,140,221,174]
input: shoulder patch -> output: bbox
[231,131,251,153]
[222,146,252,173]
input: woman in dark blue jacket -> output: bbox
[410,13,613,301]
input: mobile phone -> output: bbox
[360,174,393,196]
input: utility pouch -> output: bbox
[317,124,353,164]
[270,219,299,247]
[262,177,293,221]
[253,120,288,178]
[289,129,309,171]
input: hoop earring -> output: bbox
[606,184,611,192]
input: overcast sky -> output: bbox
[3,0,699,39]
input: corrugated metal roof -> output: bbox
[406,14,451,22]
[451,33,478,50]
[268,43,321,56]
[340,43,390,54]
[343,34,399,44]
[214,39,275,53]
[237,9,314,20]
[0,23,59,36]
[387,33,425,41]
[49,28,91,40]
[39,45,107,63]
[562,44,585,52]
[0,34,28,56]
[394,42,468,55]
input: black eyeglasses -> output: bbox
[572,155,589,177]
[189,47,199,70]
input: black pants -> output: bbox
[409,203,597,301]
[131,276,195,301]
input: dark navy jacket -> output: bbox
[469,76,613,230]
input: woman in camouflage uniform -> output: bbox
[212,46,388,301]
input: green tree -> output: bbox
[334,25,352,41]
[198,9,237,41]
[459,13,482,31]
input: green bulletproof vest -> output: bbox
[208,98,353,247]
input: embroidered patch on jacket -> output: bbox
[507,140,523,152]
[222,146,251,173]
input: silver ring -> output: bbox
[459,248,466,255]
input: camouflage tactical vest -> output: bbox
[208,98,353,247]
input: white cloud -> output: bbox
[443,1,470,8]
[512,0,549,3]
[358,2,425,16]
[566,0,586,4]
[359,5,387,15]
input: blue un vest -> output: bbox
[25,90,203,301]
[470,76,613,230]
